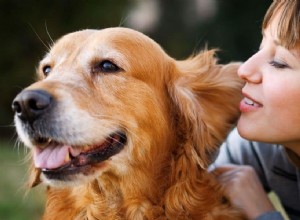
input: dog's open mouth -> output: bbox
[33,132,127,180]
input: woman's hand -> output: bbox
[212,164,275,219]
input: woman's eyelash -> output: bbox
[269,60,290,69]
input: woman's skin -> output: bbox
[238,11,300,155]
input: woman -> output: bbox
[212,1,300,219]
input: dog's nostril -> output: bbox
[12,100,22,114]
[28,97,48,111]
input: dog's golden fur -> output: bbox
[15,28,245,219]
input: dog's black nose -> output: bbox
[12,90,52,122]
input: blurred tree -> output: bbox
[141,0,271,62]
[200,0,272,62]
[0,0,272,139]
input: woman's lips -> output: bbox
[239,95,263,113]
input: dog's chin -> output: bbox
[41,166,109,187]
[41,161,107,185]
[30,131,127,185]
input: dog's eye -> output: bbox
[42,65,52,76]
[92,60,120,73]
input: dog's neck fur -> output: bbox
[44,162,170,219]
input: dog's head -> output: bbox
[12,28,242,187]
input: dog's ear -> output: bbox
[164,50,243,218]
[168,49,243,168]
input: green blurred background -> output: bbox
[0,0,271,219]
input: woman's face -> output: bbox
[237,12,300,155]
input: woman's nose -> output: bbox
[238,52,263,84]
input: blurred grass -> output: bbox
[269,191,290,220]
[0,140,45,220]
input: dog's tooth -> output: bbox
[65,153,70,162]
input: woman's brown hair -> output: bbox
[263,0,300,49]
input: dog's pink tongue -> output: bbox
[33,144,71,169]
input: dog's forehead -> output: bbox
[50,30,97,53]
[43,28,170,74]
[52,28,159,54]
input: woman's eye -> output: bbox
[269,60,290,69]
[92,60,121,73]
[42,65,52,76]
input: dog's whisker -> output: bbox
[119,15,130,27]
[13,137,21,151]
[11,133,24,154]
[28,23,51,51]
[0,123,16,128]
[44,21,54,46]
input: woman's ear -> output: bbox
[168,50,243,167]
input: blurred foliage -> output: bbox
[0,141,45,220]
[0,0,271,138]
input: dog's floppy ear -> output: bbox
[168,49,243,168]
[164,50,243,218]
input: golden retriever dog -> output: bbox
[12,27,245,219]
